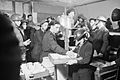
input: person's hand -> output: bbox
[66,51,78,58]
[23,39,31,46]
[34,26,40,30]
[111,61,116,65]
[66,60,77,65]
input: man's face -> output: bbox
[22,23,27,29]
[90,20,95,27]
[41,22,48,31]
[28,16,33,21]
[15,20,21,26]
[53,24,60,33]
[48,18,52,22]
[68,11,75,18]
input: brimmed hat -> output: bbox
[74,28,86,41]
[11,14,22,21]
[21,20,27,23]
[97,16,107,22]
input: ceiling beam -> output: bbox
[73,0,108,8]
[1,0,31,2]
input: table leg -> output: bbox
[54,65,57,80]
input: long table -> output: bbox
[48,53,82,80]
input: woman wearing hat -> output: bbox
[67,28,95,80]
[19,20,31,61]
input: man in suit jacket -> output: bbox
[40,20,77,80]
[41,20,77,61]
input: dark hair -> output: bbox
[47,16,55,21]
[40,20,49,27]
[22,13,26,20]
[66,8,75,15]
[89,18,96,22]
[27,14,32,18]
[48,20,60,26]
[78,14,87,21]
[19,20,27,29]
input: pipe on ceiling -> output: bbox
[73,0,108,8]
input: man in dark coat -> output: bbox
[40,20,77,80]
[89,16,109,57]
[41,20,77,61]
[115,58,120,66]
[67,28,95,80]
[31,21,49,61]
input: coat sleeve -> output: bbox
[115,58,120,66]
[77,44,93,64]
[48,34,67,54]
[14,28,24,46]
[35,31,43,45]
[101,31,109,53]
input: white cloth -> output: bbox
[41,57,54,74]
[20,62,46,80]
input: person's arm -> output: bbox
[77,44,93,64]
[49,34,67,54]
[115,58,120,66]
[101,31,109,53]
[35,30,43,45]
[14,28,24,46]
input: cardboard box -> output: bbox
[20,62,50,80]
[48,53,82,65]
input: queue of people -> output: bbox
[0,8,120,80]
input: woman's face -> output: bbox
[22,22,27,29]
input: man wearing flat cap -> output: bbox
[89,16,109,59]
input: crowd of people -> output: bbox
[0,8,120,80]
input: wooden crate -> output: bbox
[20,62,50,80]
[94,64,117,80]
[20,69,49,80]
